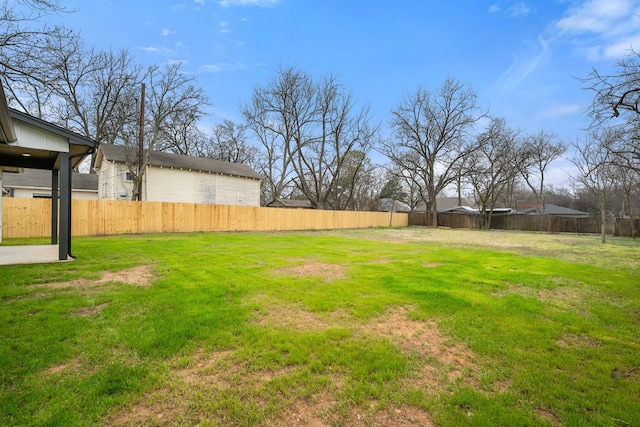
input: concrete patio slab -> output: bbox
[0,245,73,266]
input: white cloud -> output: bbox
[554,0,640,60]
[539,103,585,118]
[507,2,532,17]
[488,2,531,17]
[493,36,551,93]
[161,28,174,36]
[200,62,245,72]
[556,0,633,34]
[219,0,280,7]
[220,21,231,33]
[141,46,160,52]
[602,36,640,58]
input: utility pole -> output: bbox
[137,83,145,201]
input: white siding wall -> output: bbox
[10,187,97,200]
[145,166,260,206]
[12,121,69,153]
[97,160,134,200]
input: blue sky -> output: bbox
[49,0,640,185]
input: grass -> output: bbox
[0,227,639,426]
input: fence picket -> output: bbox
[1,198,408,238]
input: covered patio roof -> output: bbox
[0,108,94,171]
[0,84,96,264]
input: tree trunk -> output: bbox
[429,187,438,228]
[600,206,606,244]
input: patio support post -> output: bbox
[51,169,58,245]
[58,152,70,260]
[0,170,3,245]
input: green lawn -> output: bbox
[1,228,638,426]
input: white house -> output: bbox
[2,168,98,200]
[94,144,262,206]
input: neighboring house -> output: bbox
[518,204,590,217]
[438,206,478,214]
[2,168,98,200]
[94,144,261,206]
[267,198,314,209]
[415,197,474,213]
[377,198,411,212]
[437,206,514,215]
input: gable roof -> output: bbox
[96,143,261,180]
[378,198,411,212]
[438,206,478,214]
[2,168,98,191]
[1,107,95,172]
[415,196,475,212]
[519,204,589,216]
[267,198,314,209]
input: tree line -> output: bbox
[1,0,638,236]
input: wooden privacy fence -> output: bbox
[1,198,408,239]
[408,211,637,237]
[490,214,616,234]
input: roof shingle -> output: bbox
[98,143,262,180]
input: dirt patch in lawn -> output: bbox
[424,262,444,268]
[275,393,335,426]
[276,398,435,427]
[31,265,155,289]
[255,303,332,330]
[111,348,314,426]
[535,407,562,424]
[45,357,83,376]
[347,404,435,426]
[250,301,481,390]
[73,302,110,317]
[493,282,598,317]
[362,306,480,390]
[98,266,155,286]
[245,293,352,331]
[173,349,235,388]
[276,260,347,282]
[556,332,601,349]
[110,306,473,425]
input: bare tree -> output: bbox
[383,152,428,212]
[614,163,639,239]
[119,63,209,200]
[0,0,77,116]
[466,118,525,229]
[519,130,566,212]
[204,120,261,168]
[571,128,620,243]
[302,74,378,209]
[381,77,484,226]
[50,44,142,149]
[242,66,312,203]
[583,50,640,175]
[243,66,377,209]
[329,150,375,210]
